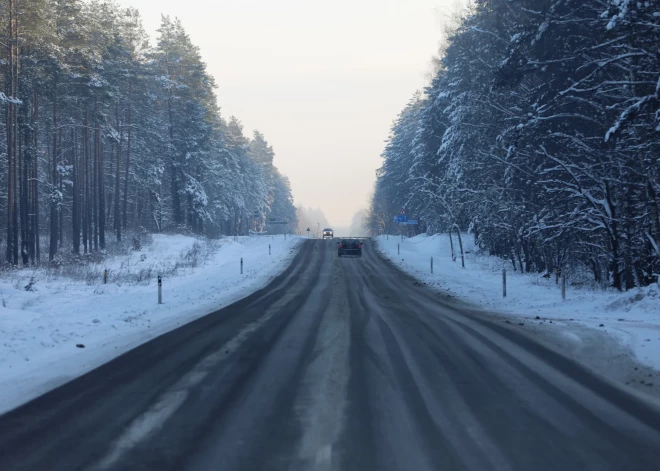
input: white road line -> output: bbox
[292,283,350,471]
[96,390,188,469]
[93,298,288,470]
[315,444,333,466]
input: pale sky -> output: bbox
[116,0,455,227]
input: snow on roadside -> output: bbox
[375,234,660,378]
[0,234,302,414]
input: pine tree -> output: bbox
[1,1,298,265]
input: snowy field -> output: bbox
[0,234,302,413]
[376,234,660,390]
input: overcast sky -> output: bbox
[116,0,456,227]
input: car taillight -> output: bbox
[358,244,362,249]
[339,244,343,249]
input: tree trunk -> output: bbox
[448,230,455,261]
[30,86,39,264]
[49,87,58,261]
[72,126,80,254]
[123,82,131,229]
[12,0,19,265]
[648,177,660,246]
[454,224,465,269]
[58,128,63,248]
[171,166,181,226]
[20,111,28,266]
[93,98,99,251]
[99,132,106,250]
[521,237,531,273]
[590,257,601,284]
[22,89,32,266]
[114,101,122,242]
[82,104,89,253]
[605,181,622,290]
[6,0,15,264]
[106,142,113,221]
[187,192,193,229]
[167,87,182,226]
[135,184,141,228]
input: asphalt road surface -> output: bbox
[2,240,660,471]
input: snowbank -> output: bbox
[375,234,660,375]
[0,234,302,414]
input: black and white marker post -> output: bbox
[158,276,163,304]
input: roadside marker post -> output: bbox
[158,276,163,304]
[103,269,108,284]
[241,258,244,275]
[562,276,566,300]
[269,244,271,255]
[431,257,434,274]
[398,244,400,255]
[502,269,507,298]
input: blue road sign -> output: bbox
[406,220,418,225]
[397,215,408,223]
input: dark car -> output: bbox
[338,238,362,257]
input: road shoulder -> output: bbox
[373,236,660,402]
[0,235,304,414]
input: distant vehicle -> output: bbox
[322,228,334,239]
[338,238,362,257]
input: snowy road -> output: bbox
[1,240,660,470]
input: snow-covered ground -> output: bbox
[376,234,660,393]
[0,234,302,414]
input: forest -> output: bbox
[368,0,660,290]
[1,0,297,267]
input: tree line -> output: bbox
[295,206,331,237]
[1,0,297,266]
[368,0,660,290]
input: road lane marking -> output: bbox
[96,390,188,469]
[93,297,291,470]
[315,444,332,466]
[292,280,350,471]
